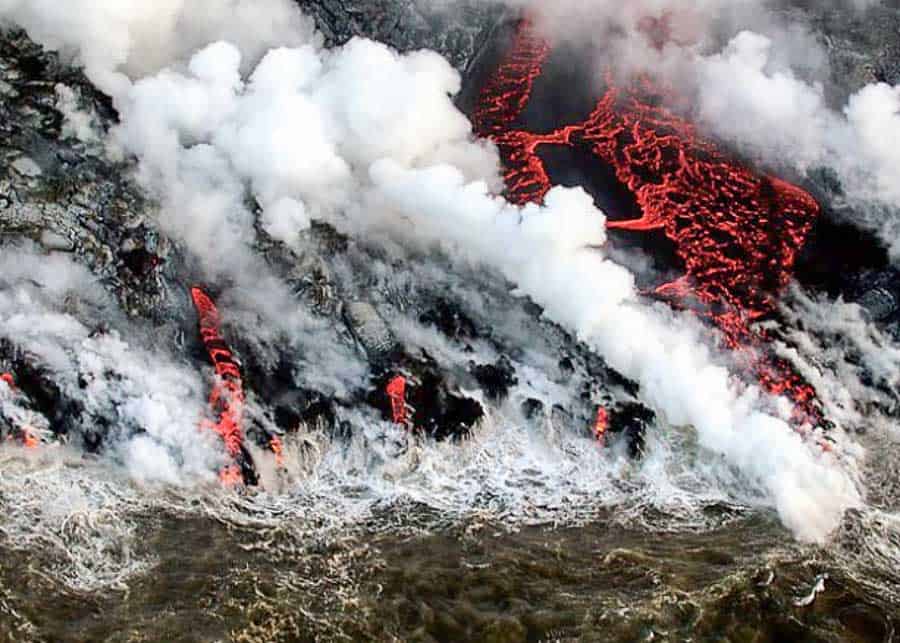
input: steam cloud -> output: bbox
[2,0,887,542]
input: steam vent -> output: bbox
[1,1,900,640]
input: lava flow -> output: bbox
[474,19,823,428]
[386,374,409,426]
[190,287,259,485]
[593,406,609,445]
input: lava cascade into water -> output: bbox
[386,374,409,426]
[593,406,609,445]
[0,372,41,448]
[190,287,260,485]
[474,19,823,428]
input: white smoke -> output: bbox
[776,285,900,433]
[691,30,900,262]
[54,84,102,144]
[106,36,497,277]
[695,30,832,169]
[0,0,314,95]
[0,0,875,541]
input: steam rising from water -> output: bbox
[0,407,760,592]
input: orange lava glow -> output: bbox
[191,287,254,484]
[593,406,609,444]
[386,375,408,425]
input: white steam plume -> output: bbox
[0,0,314,95]
[693,31,900,261]
[366,162,861,542]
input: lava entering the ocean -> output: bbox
[190,287,259,485]
[386,375,410,426]
[474,19,824,429]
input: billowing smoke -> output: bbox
[0,0,881,542]
[690,28,900,261]
[776,284,900,433]
[0,0,314,94]
[110,37,498,271]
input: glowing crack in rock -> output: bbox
[269,434,285,467]
[474,18,824,429]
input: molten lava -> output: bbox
[475,19,823,428]
[593,406,609,445]
[1,372,41,448]
[190,287,257,485]
[472,22,550,138]
[269,435,285,467]
[386,375,409,426]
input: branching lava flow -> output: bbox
[474,19,824,429]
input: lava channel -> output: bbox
[191,287,261,486]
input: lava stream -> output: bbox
[190,287,258,485]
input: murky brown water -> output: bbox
[0,505,895,643]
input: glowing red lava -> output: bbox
[593,406,609,445]
[190,287,256,485]
[386,375,409,426]
[475,19,823,428]
[1,372,40,448]
[269,434,285,467]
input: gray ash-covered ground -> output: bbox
[0,32,171,320]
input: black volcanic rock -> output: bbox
[0,30,178,321]
[606,401,656,459]
[296,0,505,72]
[368,357,485,440]
[419,298,479,341]
[789,1,900,107]
[471,356,518,401]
